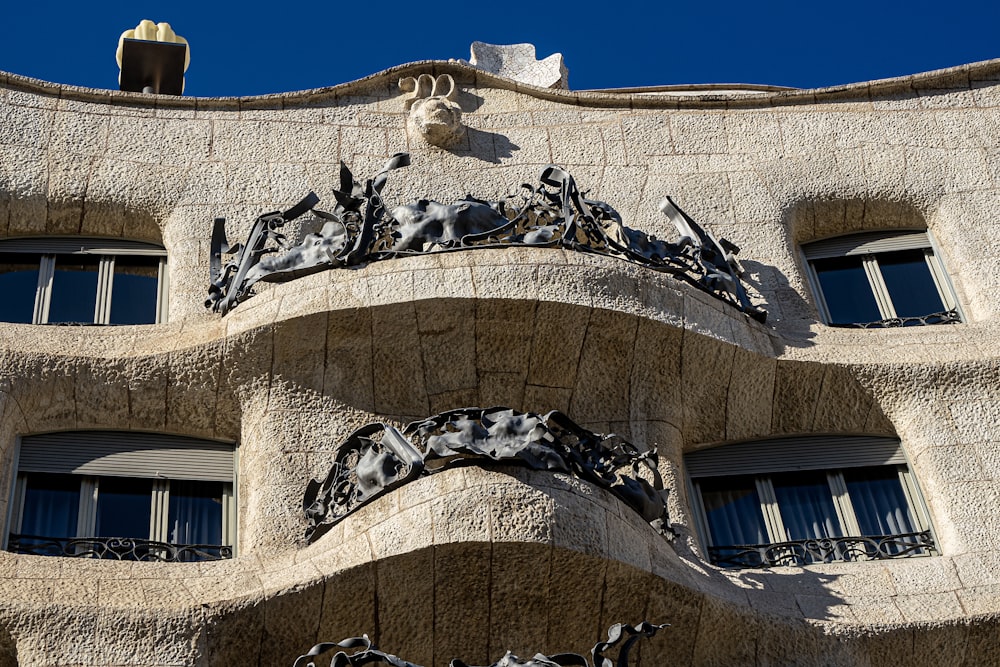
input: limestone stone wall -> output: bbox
[0,58,999,665]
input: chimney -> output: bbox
[116,20,190,95]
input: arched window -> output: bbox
[0,238,168,325]
[6,432,235,561]
[686,436,935,568]
[802,231,960,328]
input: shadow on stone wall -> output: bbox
[1,194,166,245]
[740,258,817,349]
[444,127,519,163]
[454,88,486,114]
[196,535,996,667]
[0,626,16,667]
[785,198,929,247]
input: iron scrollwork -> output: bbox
[708,530,937,568]
[8,533,232,562]
[207,155,766,321]
[293,621,667,667]
[303,407,670,544]
[832,308,961,329]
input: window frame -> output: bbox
[801,230,962,327]
[685,435,935,567]
[0,237,168,325]
[4,431,237,560]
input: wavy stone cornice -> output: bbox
[2,57,1000,110]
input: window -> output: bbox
[686,436,935,568]
[0,238,168,325]
[802,231,960,327]
[6,432,235,562]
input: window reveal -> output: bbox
[686,436,935,568]
[0,239,167,325]
[803,231,960,328]
[7,431,235,562]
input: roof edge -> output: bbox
[2,57,1000,111]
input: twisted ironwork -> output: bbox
[293,621,667,667]
[303,407,670,544]
[8,533,232,562]
[833,308,961,329]
[707,530,936,568]
[207,154,766,321]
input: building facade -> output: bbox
[0,52,998,665]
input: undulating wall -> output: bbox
[0,58,999,665]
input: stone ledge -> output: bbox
[4,57,1000,112]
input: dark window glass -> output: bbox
[167,480,224,547]
[0,254,41,323]
[0,246,163,326]
[109,256,159,325]
[878,249,945,320]
[699,476,768,547]
[48,255,100,324]
[812,256,882,325]
[772,471,842,540]
[95,477,152,539]
[20,473,79,539]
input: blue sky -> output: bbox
[2,1,998,97]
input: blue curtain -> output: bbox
[20,474,79,538]
[772,472,842,540]
[700,477,768,546]
[844,468,918,536]
[167,480,223,546]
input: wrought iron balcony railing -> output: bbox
[8,533,232,562]
[832,308,961,329]
[708,531,936,568]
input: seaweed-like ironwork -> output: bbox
[293,621,667,667]
[831,308,961,329]
[8,533,232,562]
[207,154,765,321]
[303,407,669,544]
[708,530,936,568]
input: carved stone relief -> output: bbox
[399,73,464,147]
